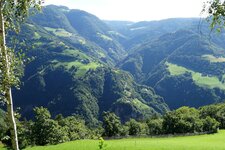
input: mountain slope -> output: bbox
[10,5,225,122]
[11,6,168,124]
[119,29,225,109]
[29,5,127,64]
[106,18,202,50]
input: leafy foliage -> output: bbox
[32,107,68,145]
[146,118,163,135]
[0,109,7,140]
[102,112,122,137]
[163,106,219,134]
[125,119,142,136]
[203,0,225,32]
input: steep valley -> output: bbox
[5,5,225,124]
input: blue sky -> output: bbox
[44,0,207,21]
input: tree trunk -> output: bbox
[0,7,19,150]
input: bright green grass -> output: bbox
[54,61,101,77]
[192,73,224,89]
[44,27,72,37]
[132,98,151,110]
[75,62,100,77]
[21,130,225,150]
[166,62,187,76]
[166,62,225,90]
[0,143,6,150]
[202,54,225,63]
[52,49,102,77]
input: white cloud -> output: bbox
[44,0,207,21]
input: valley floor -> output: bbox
[2,130,225,150]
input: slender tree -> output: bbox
[203,0,225,31]
[0,1,43,150]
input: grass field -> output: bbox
[0,143,6,150]
[0,130,221,150]
[53,60,101,77]
[202,54,225,63]
[44,27,72,37]
[166,62,225,90]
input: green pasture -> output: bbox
[166,62,225,90]
[1,130,223,150]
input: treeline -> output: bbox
[0,107,100,149]
[102,106,220,137]
[1,103,225,149]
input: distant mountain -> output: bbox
[119,29,225,109]
[11,5,168,125]
[106,18,202,50]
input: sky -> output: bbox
[44,0,207,22]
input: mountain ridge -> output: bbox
[3,5,225,125]
[11,5,170,125]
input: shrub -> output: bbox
[147,118,163,135]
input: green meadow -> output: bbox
[0,130,223,150]
[44,27,72,37]
[202,54,225,63]
[166,62,225,90]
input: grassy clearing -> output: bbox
[54,61,101,77]
[62,49,90,60]
[52,49,102,77]
[202,54,225,63]
[132,98,151,110]
[166,62,187,76]
[166,62,225,90]
[44,27,72,37]
[97,33,113,41]
[75,62,100,77]
[18,130,225,150]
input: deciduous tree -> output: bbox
[203,0,225,31]
[0,1,43,149]
[102,111,122,137]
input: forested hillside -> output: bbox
[5,5,225,125]
[116,21,225,109]
[10,5,168,125]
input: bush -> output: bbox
[32,107,69,145]
[125,119,142,136]
[163,107,203,134]
[202,116,219,133]
[59,116,91,140]
[200,104,225,129]
[147,118,163,135]
[102,111,122,137]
